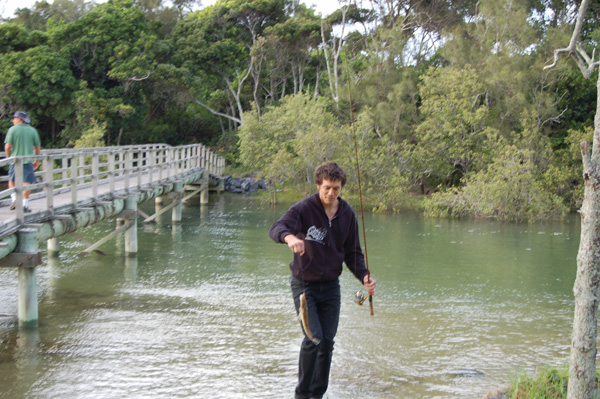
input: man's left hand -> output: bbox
[363,275,376,296]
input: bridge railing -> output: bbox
[0,143,225,231]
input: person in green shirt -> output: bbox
[4,111,41,212]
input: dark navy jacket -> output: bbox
[269,193,368,283]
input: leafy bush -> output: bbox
[425,146,568,221]
[238,93,352,192]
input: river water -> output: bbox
[0,194,580,398]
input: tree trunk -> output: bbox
[320,7,347,105]
[543,2,600,394]
[291,62,298,94]
[314,68,321,99]
[116,127,123,146]
[298,64,304,94]
[568,69,600,399]
[280,79,286,100]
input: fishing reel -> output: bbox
[354,290,369,306]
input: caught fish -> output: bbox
[298,292,320,345]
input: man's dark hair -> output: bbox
[314,162,346,187]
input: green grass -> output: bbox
[499,367,600,399]
[506,368,569,398]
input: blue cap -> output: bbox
[12,111,31,124]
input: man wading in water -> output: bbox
[269,161,376,399]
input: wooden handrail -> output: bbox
[0,143,225,232]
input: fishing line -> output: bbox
[344,55,374,316]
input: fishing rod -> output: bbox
[345,56,374,316]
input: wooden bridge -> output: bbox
[0,143,225,327]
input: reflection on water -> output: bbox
[0,194,580,398]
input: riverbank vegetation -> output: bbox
[490,367,600,399]
[0,0,597,221]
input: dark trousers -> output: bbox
[291,276,341,399]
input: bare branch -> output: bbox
[544,0,591,70]
[540,106,567,127]
[128,72,152,81]
[193,98,243,126]
[544,47,572,70]
[572,43,600,79]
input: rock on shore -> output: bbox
[222,175,267,194]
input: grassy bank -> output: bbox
[488,367,600,399]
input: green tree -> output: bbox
[12,0,95,30]
[238,92,409,208]
[344,110,412,212]
[424,145,568,221]
[49,0,155,85]
[543,125,594,211]
[409,65,499,189]
[0,23,46,52]
[439,0,562,137]
[0,44,78,142]
[238,93,350,193]
[425,108,569,221]
[172,0,287,128]
[259,4,322,108]
[48,0,156,144]
[72,118,106,147]
[354,66,420,145]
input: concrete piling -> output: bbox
[17,228,39,328]
[172,182,183,224]
[124,196,138,255]
[47,237,59,256]
[201,170,209,205]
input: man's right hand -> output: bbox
[284,234,305,256]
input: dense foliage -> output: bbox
[0,0,598,220]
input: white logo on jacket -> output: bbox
[306,226,327,244]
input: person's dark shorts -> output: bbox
[8,163,36,184]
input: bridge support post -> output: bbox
[124,255,138,281]
[124,196,138,255]
[172,182,183,224]
[155,196,164,224]
[201,170,209,205]
[17,228,39,328]
[47,237,59,256]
